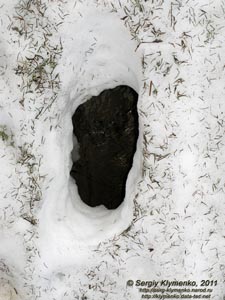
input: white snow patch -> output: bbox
[0,0,224,299]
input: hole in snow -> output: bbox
[70,85,139,209]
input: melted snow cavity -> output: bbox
[70,85,139,209]
[38,9,142,251]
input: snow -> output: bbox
[0,0,225,299]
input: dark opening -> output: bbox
[70,85,139,209]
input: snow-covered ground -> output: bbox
[0,0,224,299]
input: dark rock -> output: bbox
[70,85,139,209]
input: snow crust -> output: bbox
[0,0,224,299]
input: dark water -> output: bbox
[70,85,139,209]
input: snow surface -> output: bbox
[0,0,225,299]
